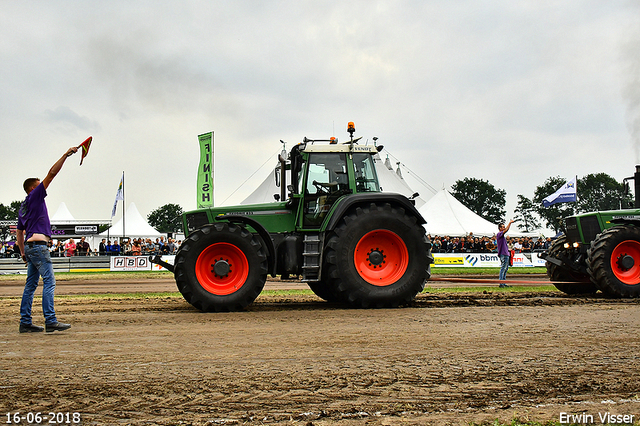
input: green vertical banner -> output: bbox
[197,132,214,208]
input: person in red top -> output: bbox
[16,146,78,333]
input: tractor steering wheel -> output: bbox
[313,180,337,194]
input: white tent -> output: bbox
[419,189,500,237]
[241,166,288,205]
[49,202,75,222]
[375,155,426,208]
[100,202,162,238]
[240,153,426,208]
[419,190,541,237]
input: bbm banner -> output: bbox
[197,132,214,208]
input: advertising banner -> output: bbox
[433,253,537,267]
[197,132,214,209]
[151,255,175,271]
[50,224,100,237]
[110,256,151,271]
[110,255,176,272]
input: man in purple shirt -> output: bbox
[496,219,515,287]
[16,146,78,333]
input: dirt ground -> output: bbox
[1,275,639,425]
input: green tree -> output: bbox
[514,195,540,232]
[147,203,184,233]
[577,173,632,212]
[0,201,22,241]
[450,177,506,223]
[0,201,22,220]
[533,176,576,233]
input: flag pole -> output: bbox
[122,171,126,243]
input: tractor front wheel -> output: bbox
[174,222,268,311]
[324,203,432,308]
[545,235,597,295]
[588,226,640,297]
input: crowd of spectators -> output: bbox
[429,233,552,254]
[2,234,553,258]
[0,236,182,258]
[0,241,21,258]
[97,236,181,257]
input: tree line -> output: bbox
[451,173,632,234]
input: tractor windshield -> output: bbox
[352,153,380,193]
[302,153,348,227]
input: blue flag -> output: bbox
[542,177,577,208]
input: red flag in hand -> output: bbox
[78,136,92,165]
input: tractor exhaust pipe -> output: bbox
[279,152,287,202]
[623,165,640,209]
[635,165,640,208]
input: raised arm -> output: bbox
[503,219,515,234]
[41,147,78,189]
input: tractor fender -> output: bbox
[214,214,276,277]
[325,193,426,232]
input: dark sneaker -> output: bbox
[46,322,71,332]
[499,283,511,288]
[19,323,44,333]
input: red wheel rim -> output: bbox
[610,240,640,285]
[353,230,409,286]
[195,243,249,295]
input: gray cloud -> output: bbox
[44,106,101,133]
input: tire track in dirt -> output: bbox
[1,290,639,425]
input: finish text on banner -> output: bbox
[197,132,214,208]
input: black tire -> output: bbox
[588,226,640,298]
[307,279,340,303]
[324,203,432,308]
[545,235,598,295]
[174,222,268,312]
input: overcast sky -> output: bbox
[1,1,639,228]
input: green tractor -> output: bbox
[153,123,433,311]
[542,166,640,297]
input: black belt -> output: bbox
[26,241,48,246]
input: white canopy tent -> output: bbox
[419,189,499,237]
[419,190,540,238]
[100,202,162,238]
[376,155,426,208]
[49,202,76,222]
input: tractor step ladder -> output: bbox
[302,233,322,282]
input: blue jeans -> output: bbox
[20,245,57,325]
[499,254,510,281]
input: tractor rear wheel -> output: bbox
[588,226,640,297]
[324,203,432,308]
[545,235,597,295]
[174,222,268,311]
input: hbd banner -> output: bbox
[110,256,151,271]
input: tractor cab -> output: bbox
[287,130,382,229]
